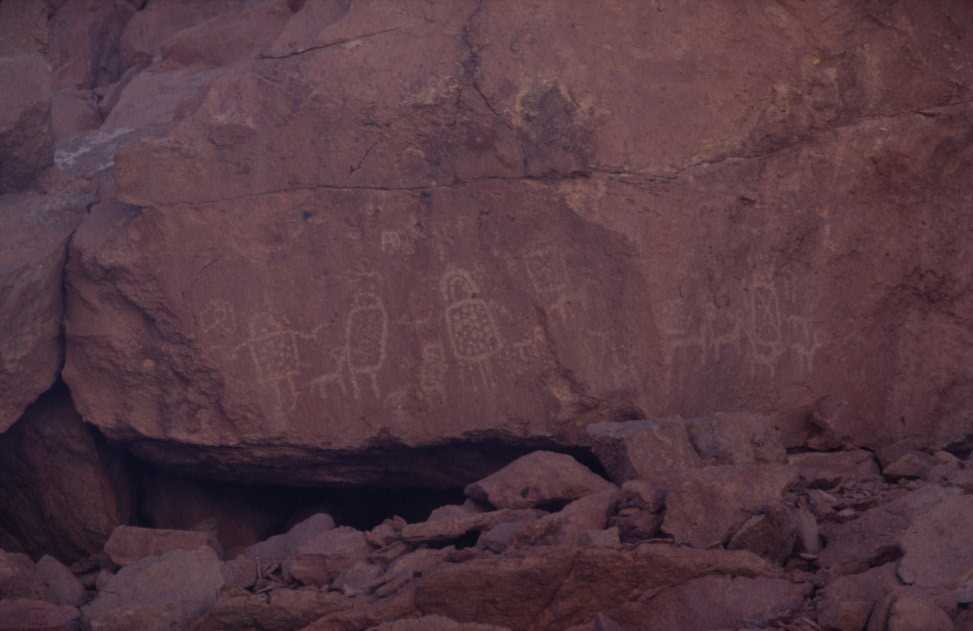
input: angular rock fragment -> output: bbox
[284,526,371,587]
[400,509,543,546]
[787,450,881,488]
[0,599,80,631]
[817,563,899,631]
[367,616,510,631]
[0,551,47,600]
[726,505,798,564]
[657,465,800,548]
[686,412,786,465]
[35,556,85,608]
[896,494,973,590]
[241,512,335,562]
[465,451,614,510]
[82,546,224,631]
[867,593,953,631]
[194,588,353,631]
[585,419,700,483]
[104,525,221,567]
[512,490,618,547]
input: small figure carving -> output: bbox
[442,268,503,388]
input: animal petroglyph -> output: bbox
[442,268,503,388]
[345,291,388,399]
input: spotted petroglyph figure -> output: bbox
[345,291,388,399]
[524,245,569,295]
[442,268,503,388]
[239,312,302,416]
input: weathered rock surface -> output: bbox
[35,556,85,608]
[0,192,88,432]
[45,0,971,484]
[465,451,613,510]
[585,419,700,483]
[368,616,509,631]
[0,598,80,631]
[0,55,53,193]
[104,524,221,567]
[82,546,224,631]
[0,385,134,561]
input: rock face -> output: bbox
[0,384,135,561]
[40,0,970,484]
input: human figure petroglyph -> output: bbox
[310,346,348,401]
[442,268,503,388]
[345,291,388,399]
[524,245,569,296]
[236,312,303,415]
[197,300,236,337]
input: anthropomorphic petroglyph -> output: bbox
[345,291,388,399]
[237,312,303,417]
[442,268,503,388]
[197,300,236,338]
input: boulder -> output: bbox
[819,484,960,576]
[35,556,85,607]
[685,412,786,465]
[787,450,881,488]
[415,544,781,630]
[896,494,973,590]
[0,55,52,193]
[465,452,614,510]
[81,546,224,631]
[104,525,221,567]
[585,419,700,483]
[367,616,510,631]
[401,509,543,546]
[868,593,954,631]
[0,599,80,631]
[817,563,899,631]
[284,527,371,587]
[882,451,938,480]
[241,512,335,562]
[0,191,88,432]
[726,505,798,564]
[194,588,354,631]
[0,387,135,563]
[0,551,47,600]
[512,490,618,547]
[657,465,800,548]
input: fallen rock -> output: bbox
[375,548,450,598]
[806,396,854,451]
[0,598,80,631]
[0,54,52,193]
[685,412,786,465]
[0,551,47,600]
[465,451,614,510]
[585,419,701,483]
[817,563,899,631]
[427,500,485,523]
[400,509,543,546]
[624,574,812,631]
[333,561,384,596]
[867,592,953,631]
[367,616,510,631]
[82,546,224,631]
[882,451,937,480]
[726,504,798,564]
[284,527,371,587]
[415,544,784,630]
[658,465,800,548]
[896,494,973,590]
[104,525,221,567]
[787,450,881,488]
[194,588,354,631]
[35,555,85,608]
[241,512,335,562]
[819,484,960,576]
[512,490,618,547]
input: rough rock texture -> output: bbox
[0,598,80,631]
[82,546,224,631]
[464,451,613,509]
[0,193,87,432]
[0,384,135,561]
[0,55,53,193]
[104,525,222,567]
[45,0,973,485]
